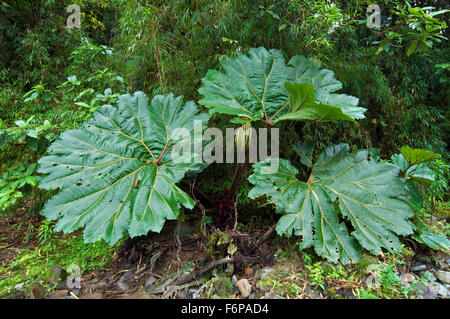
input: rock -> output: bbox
[56,281,67,290]
[29,282,46,299]
[437,261,447,270]
[231,275,238,287]
[401,273,415,288]
[410,264,427,272]
[364,274,380,289]
[402,273,415,284]
[366,264,381,274]
[424,272,437,282]
[119,289,159,299]
[431,283,449,297]
[256,268,273,280]
[248,293,255,299]
[236,279,252,299]
[415,256,430,264]
[446,258,450,265]
[435,270,450,284]
[212,277,233,297]
[417,283,438,299]
[15,283,24,290]
[46,290,70,299]
[48,265,66,285]
[144,275,156,288]
[188,287,202,299]
[121,267,137,281]
[117,267,137,291]
[70,288,81,296]
[176,289,188,299]
[264,292,285,299]
[80,292,103,299]
[117,281,130,291]
[14,289,25,299]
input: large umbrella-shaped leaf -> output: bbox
[411,221,450,251]
[38,92,209,245]
[198,47,292,124]
[198,47,365,125]
[398,146,440,165]
[273,83,361,123]
[289,55,342,101]
[392,153,435,184]
[248,144,415,264]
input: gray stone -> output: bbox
[364,274,380,289]
[416,256,430,264]
[410,264,427,272]
[121,267,137,281]
[80,292,103,299]
[402,273,415,283]
[46,290,70,299]
[236,279,252,299]
[49,265,66,285]
[56,281,67,290]
[365,263,381,274]
[15,283,24,290]
[187,287,203,299]
[256,268,273,280]
[435,270,450,284]
[68,288,80,297]
[417,283,438,299]
[29,282,46,299]
[117,267,137,291]
[431,283,449,297]
[176,289,188,299]
[14,289,25,299]
[264,292,285,299]
[117,281,130,291]
[446,258,450,265]
[144,275,157,288]
[437,261,447,269]
[424,272,437,282]
[231,275,238,287]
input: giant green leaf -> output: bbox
[398,146,440,165]
[248,144,415,264]
[289,55,342,101]
[38,92,209,245]
[411,221,450,251]
[274,83,360,123]
[392,153,435,184]
[198,47,292,124]
[198,47,365,125]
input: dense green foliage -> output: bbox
[249,144,416,264]
[198,47,365,124]
[38,92,208,244]
[0,1,449,264]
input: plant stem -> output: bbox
[229,162,247,199]
[182,180,217,207]
[238,196,266,211]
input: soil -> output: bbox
[0,203,42,267]
[1,208,449,299]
